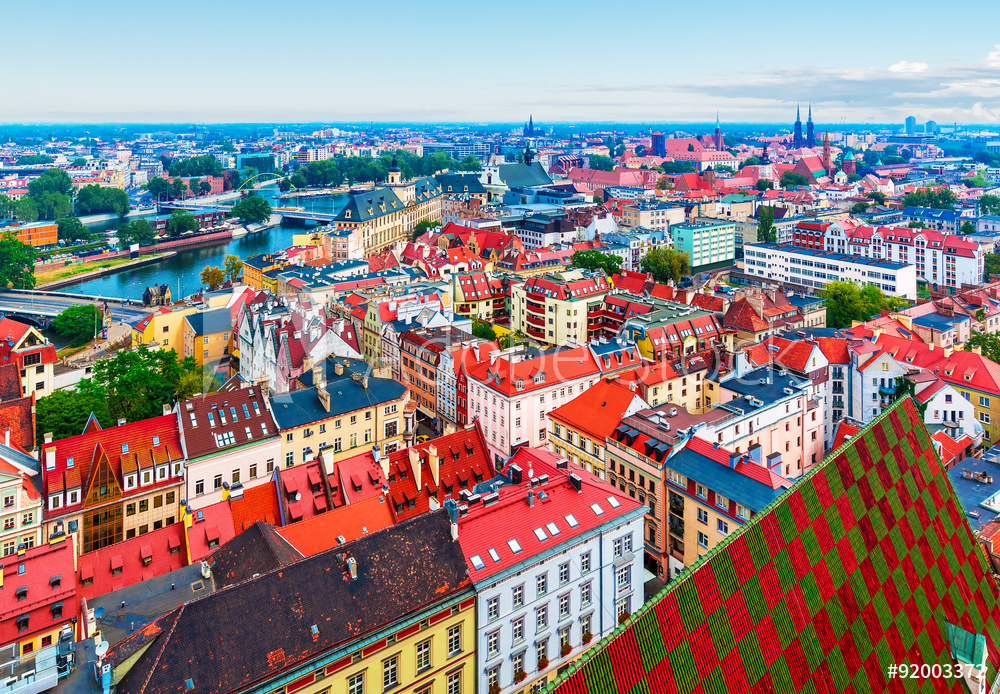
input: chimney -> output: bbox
[451,521,459,541]
[428,444,440,486]
[44,432,53,444]
[527,490,535,507]
[362,375,368,389]
[346,556,358,580]
[408,447,422,492]
[508,463,522,484]
[728,451,741,469]
[312,363,323,386]
[317,383,331,413]
[45,448,55,470]
[568,473,582,492]
[3,428,9,448]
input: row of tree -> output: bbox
[820,280,903,328]
[287,151,481,189]
[199,255,244,290]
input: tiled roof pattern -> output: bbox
[275,493,394,556]
[78,523,188,601]
[549,398,1000,694]
[179,384,278,460]
[208,520,302,589]
[229,480,281,530]
[186,500,237,563]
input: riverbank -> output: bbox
[37,253,173,289]
[79,209,158,225]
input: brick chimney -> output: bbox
[428,444,440,487]
[317,382,331,413]
[408,447,422,491]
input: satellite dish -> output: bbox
[95,641,109,658]
[295,492,302,501]
[94,606,106,619]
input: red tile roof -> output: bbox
[186,500,237,563]
[467,346,603,397]
[275,494,394,556]
[278,460,332,524]
[0,537,78,647]
[78,523,188,601]
[831,420,860,450]
[547,378,647,443]
[0,390,34,451]
[179,382,278,460]
[229,479,282,530]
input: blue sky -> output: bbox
[5,0,1000,124]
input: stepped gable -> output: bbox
[549,397,1000,694]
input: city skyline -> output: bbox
[5,0,1000,124]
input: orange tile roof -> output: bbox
[547,379,647,443]
[229,479,282,531]
[275,494,394,556]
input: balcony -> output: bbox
[527,313,545,328]
[878,385,897,396]
[526,299,545,313]
[668,518,685,538]
[526,325,545,339]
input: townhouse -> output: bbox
[183,307,233,371]
[331,174,443,256]
[452,270,506,322]
[0,445,42,556]
[399,326,470,434]
[459,447,645,694]
[619,300,724,363]
[508,270,611,347]
[0,317,58,399]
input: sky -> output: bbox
[4,0,1000,125]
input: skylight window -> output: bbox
[607,496,621,509]
[565,514,579,527]
[488,548,500,562]
[152,436,160,446]
[546,522,561,536]
[508,539,522,554]
[590,503,605,516]
[534,527,548,542]
[471,555,485,570]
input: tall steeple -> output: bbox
[713,111,723,152]
[806,103,815,148]
[822,132,833,176]
[793,104,803,149]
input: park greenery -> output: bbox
[290,151,481,189]
[76,184,130,216]
[968,332,1000,364]
[640,247,691,284]
[780,171,810,188]
[0,230,37,289]
[17,154,53,165]
[472,319,496,342]
[167,210,199,236]
[51,304,102,347]
[25,168,74,219]
[200,265,226,290]
[411,219,442,241]
[168,155,224,178]
[35,388,114,442]
[902,187,957,210]
[757,205,776,243]
[570,249,623,276]
[820,280,904,329]
[224,254,244,284]
[980,194,1000,216]
[229,196,272,225]
[56,216,92,242]
[116,218,156,248]
[588,155,615,171]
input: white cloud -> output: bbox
[888,61,929,73]
[988,44,1000,67]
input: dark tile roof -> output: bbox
[0,362,21,400]
[550,397,1000,694]
[334,187,405,224]
[184,308,233,337]
[179,382,279,460]
[269,374,406,430]
[115,510,472,694]
[207,520,302,589]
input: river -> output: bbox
[54,190,347,300]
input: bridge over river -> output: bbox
[0,289,151,328]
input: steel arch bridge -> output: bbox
[236,172,294,191]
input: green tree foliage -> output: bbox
[72,157,88,167]
[289,171,307,189]
[780,171,810,188]
[188,178,201,196]
[57,216,92,242]
[28,169,72,198]
[167,210,199,236]
[229,196,272,225]
[199,180,212,195]
[902,187,957,210]
[851,202,871,214]
[169,178,188,200]
[76,184,130,216]
[200,265,225,290]
[0,194,17,219]
[659,161,695,174]
[411,219,442,241]
[740,156,760,168]
[35,389,113,443]
[656,177,671,191]
[116,219,156,248]
[756,179,774,191]
[33,191,72,219]
[589,155,615,171]
[979,194,1000,216]
[497,329,525,350]
[961,220,976,235]
[277,177,291,192]
[223,254,244,283]
[472,320,496,341]
[168,155,223,178]
[146,176,170,200]
[78,348,202,423]
[866,191,887,205]
[820,280,904,329]
[51,304,102,347]
[221,141,237,153]
[908,221,928,229]
[968,332,1000,364]
[984,252,1000,281]
[964,174,989,188]
[0,230,36,289]
[757,205,776,243]
[14,198,38,223]
[17,154,53,165]
[640,247,691,284]
[456,155,482,171]
[570,249,623,276]
[848,173,862,183]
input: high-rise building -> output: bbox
[793,104,803,149]
[905,115,917,135]
[926,120,938,134]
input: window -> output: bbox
[559,593,570,619]
[416,639,431,671]
[715,494,729,510]
[580,552,591,573]
[559,562,570,584]
[195,480,204,495]
[697,508,709,524]
[213,475,222,490]
[616,565,631,592]
[348,672,365,694]
[536,605,548,630]
[487,596,499,621]
[698,531,709,548]
[383,656,398,690]
[512,616,525,643]
[537,573,547,596]
[718,519,729,535]
[139,499,149,512]
[447,672,461,694]
[513,584,524,608]
[249,463,257,479]
[581,582,592,606]
[487,630,500,657]
[232,469,241,484]
[285,452,294,467]
[448,624,462,656]
[736,504,749,520]
[982,396,991,407]
[695,484,707,499]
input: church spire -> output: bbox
[808,103,812,122]
[716,111,720,128]
[797,103,801,122]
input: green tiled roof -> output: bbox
[549,397,1000,693]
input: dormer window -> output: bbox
[125,475,136,490]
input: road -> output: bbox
[0,290,151,323]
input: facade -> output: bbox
[742,243,917,299]
[182,307,233,369]
[599,228,670,272]
[0,318,57,399]
[452,271,506,322]
[459,448,645,694]
[178,378,282,509]
[901,206,964,233]
[619,200,685,232]
[40,415,185,555]
[669,221,736,270]
[619,301,724,363]
[7,221,58,247]
[0,452,42,557]
[333,176,443,256]
[509,270,611,347]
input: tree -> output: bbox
[472,319,496,342]
[200,265,225,290]
[188,177,201,197]
[76,184,130,216]
[716,165,735,174]
[147,176,171,201]
[57,216,92,242]
[167,210,199,236]
[980,194,1000,216]
[756,205,776,244]
[780,171,810,188]
[14,198,38,223]
[660,161,695,174]
[33,190,72,219]
[27,168,72,198]
[640,247,691,284]
[116,218,156,247]
[984,252,1000,281]
[223,254,244,284]
[0,195,15,219]
[289,171,307,189]
[570,249,623,276]
[51,304,102,347]
[756,179,774,191]
[200,180,212,195]
[221,141,237,153]
[35,389,113,443]
[16,155,53,165]
[589,155,615,171]
[168,155,223,178]
[908,221,928,229]
[968,332,1000,364]
[848,173,862,183]
[278,177,291,192]
[851,202,871,214]
[0,231,36,289]
[72,157,88,167]
[741,156,760,168]
[78,348,201,423]
[866,191,886,205]
[456,155,482,172]
[902,187,957,210]
[961,220,976,235]
[498,329,525,350]
[963,174,989,188]
[656,177,671,191]
[820,280,903,329]
[170,178,188,200]
[229,196,272,225]
[411,219,442,241]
